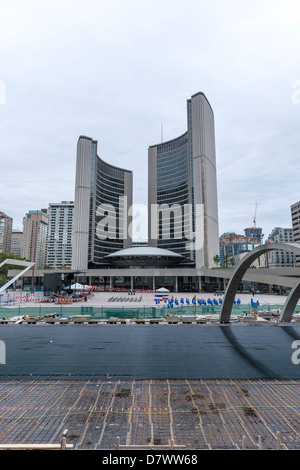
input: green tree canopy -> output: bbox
[213,254,220,267]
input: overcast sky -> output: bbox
[0,0,300,241]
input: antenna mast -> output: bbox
[253,203,257,228]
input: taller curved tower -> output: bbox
[148,92,219,268]
[72,136,133,270]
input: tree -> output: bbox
[224,255,229,268]
[213,254,220,267]
[229,257,236,267]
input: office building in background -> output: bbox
[267,227,294,267]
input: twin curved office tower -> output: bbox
[72,92,219,278]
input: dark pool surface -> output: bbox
[0,324,300,380]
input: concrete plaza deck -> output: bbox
[0,292,299,450]
[0,290,294,309]
[0,378,299,450]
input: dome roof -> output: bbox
[104,246,182,266]
[106,247,182,258]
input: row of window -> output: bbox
[157,164,188,180]
[97,174,125,190]
[157,177,189,191]
[157,133,188,154]
[157,148,189,169]
[97,159,126,181]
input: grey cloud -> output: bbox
[0,0,300,239]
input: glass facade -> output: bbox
[156,132,190,259]
[72,136,132,271]
[92,158,126,265]
[187,100,195,235]
[155,132,194,266]
[88,142,96,261]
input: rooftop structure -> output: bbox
[105,246,182,266]
[244,226,264,243]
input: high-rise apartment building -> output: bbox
[72,136,133,270]
[148,92,219,268]
[10,229,24,258]
[22,210,48,269]
[46,201,74,268]
[291,201,300,265]
[0,211,13,254]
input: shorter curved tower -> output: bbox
[72,136,133,270]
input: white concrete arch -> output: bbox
[0,259,35,294]
[219,242,300,323]
[279,279,300,322]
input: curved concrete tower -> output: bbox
[72,136,133,270]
